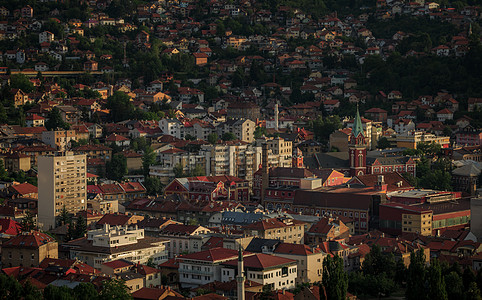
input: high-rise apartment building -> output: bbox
[38,152,87,229]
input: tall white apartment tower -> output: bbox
[38,152,87,230]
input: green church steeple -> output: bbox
[353,105,364,138]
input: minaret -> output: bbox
[274,102,279,131]
[349,106,367,176]
[236,246,245,300]
[261,143,269,204]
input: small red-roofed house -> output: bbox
[105,133,130,148]
[1,231,58,268]
[8,182,38,199]
[193,52,208,65]
[306,216,351,246]
[437,108,454,122]
[101,258,134,275]
[119,181,146,201]
[3,152,31,172]
[26,114,45,127]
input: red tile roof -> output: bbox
[243,218,303,231]
[0,218,22,235]
[9,183,38,196]
[3,231,55,249]
[178,247,244,262]
[131,287,183,300]
[160,224,206,235]
[223,253,296,269]
[97,214,132,226]
[102,259,134,269]
[274,243,322,255]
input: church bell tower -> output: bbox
[349,106,367,176]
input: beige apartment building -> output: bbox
[243,217,307,244]
[255,137,293,167]
[42,130,78,151]
[216,119,256,143]
[273,243,326,284]
[38,153,87,230]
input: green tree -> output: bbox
[144,176,164,195]
[406,250,427,300]
[189,164,205,177]
[142,146,156,177]
[417,142,441,156]
[173,163,184,178]
[23,279,42,300]
[106,153,127,181]
[222,132,237,141]
[73,283,99,300]
[106,91,135,122]
[43,285,72,300]
[427,259,447,300]
[98,279,132,300]
[377,137,391,149]
[321,255,348,300]
[445,271,464,300]
[0,160,9,181]
[362,245,396,278]
[184,134,196,141]
[0,105,8,124]
[207,133,219,144]
[45,107,70,130]
[74,215,87,239]
[467,282,482,300]
[10,74,34,93]
[254,126,268,139]
[57,205,71,226]
[21,210,36,231]
[0,274,22,299]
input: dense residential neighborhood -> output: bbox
[0,0,481,299]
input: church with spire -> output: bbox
[349,106,367,176]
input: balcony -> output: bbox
[182,269,213,276]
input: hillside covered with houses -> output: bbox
[0,0,481,299]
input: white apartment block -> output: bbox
[178,249,297,290]
[67,225,169,269]
[38,153,87,230]
[159,118,183,139]
[200,143,262,184]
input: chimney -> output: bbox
[261,143,269,205]
[375,175,388,193]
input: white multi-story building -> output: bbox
[66,225,169,269]
[38,153,87,230]
[158,224,212,258]
[178,248,297,290]
[149,151,206,184]
[159,118,183,139]
[200,142,262,185]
